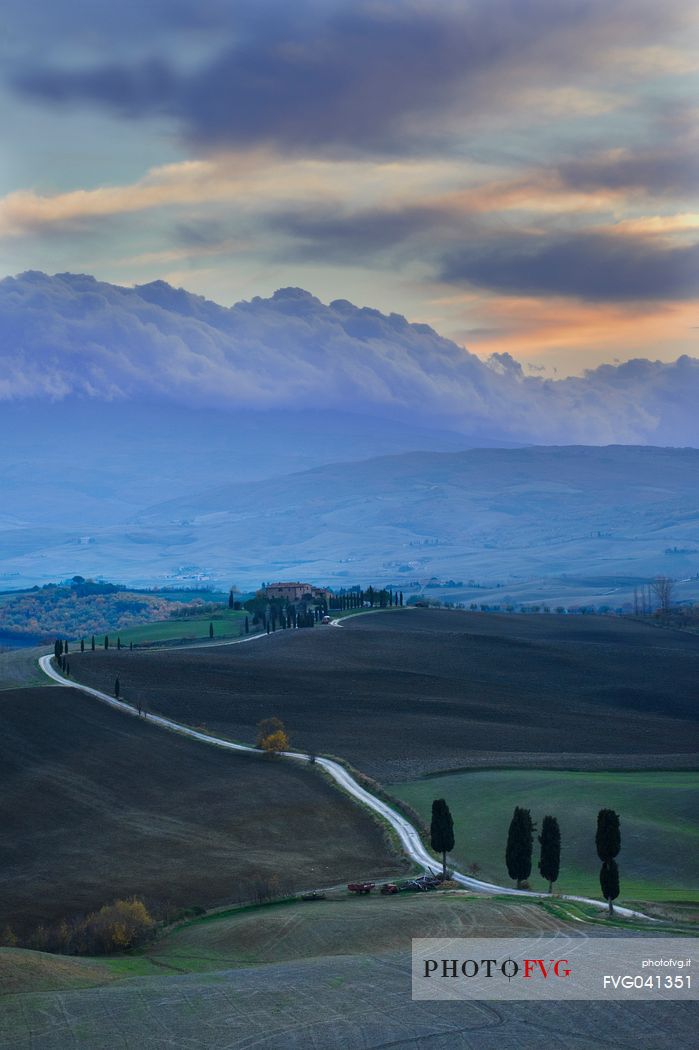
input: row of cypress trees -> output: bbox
[505,807,561,892]
[505,806,622,913]
[328,588,404,611]
[54,635,133,654]
[431,798,622,914]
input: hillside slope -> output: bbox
[0,686,401,935]
[69,608,699,780]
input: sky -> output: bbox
[1,0,697,377]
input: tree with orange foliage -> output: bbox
[260,729,290,753]
[257,716,289,754]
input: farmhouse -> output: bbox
[263,581,332,603]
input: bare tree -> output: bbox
[651,576,675,614]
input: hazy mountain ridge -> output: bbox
[0,401,489,529]
[3,446,699,597]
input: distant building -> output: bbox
[263,581,332,604]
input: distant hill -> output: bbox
[0,400,479,530]
[3,444,697,598]
[130,444,699,594]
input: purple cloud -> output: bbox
[2,270,699,446]
[11,0,685,156]
[441,233,699,301]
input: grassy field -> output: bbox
[68,608,699,780]
[392,769,699,901]
[2,896,695,1048]
[107,609,250,645]
[0,645,51,691]
[119,894,654,978]
[0,686,403,936]
[3,892,672,992]
[0,949,116,995]
[132,893,633,973]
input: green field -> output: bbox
[114,609,251,645]
[0,892,655,992]
[392,769,699,902]
[0,646,51,691]
[119,893,619,973]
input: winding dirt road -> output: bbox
[38,644,653,922]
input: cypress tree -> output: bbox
[400,591,404,606]
[54,639,61,660]
[596,809,621,862]
[104,635,109,650]
[80,637,85,652]
[228,589,234,610]
[506,807,535,888]
[538,815,561,892]
[91,635,95,651]
[209,622,214,639]
[64,641,69,654]
[117,636,121,650]
[596,809,621,915]
[430,798,455,878]
[599,860,620,916]
[114,676,120,699]
[130,642,133,651]
[65,661,70,677]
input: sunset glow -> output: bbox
[1,0,697,372]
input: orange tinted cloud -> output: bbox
[438,293,699,373]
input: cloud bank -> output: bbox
[1,270,698,446]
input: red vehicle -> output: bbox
[347,881,375,895]
[380,883,399,895]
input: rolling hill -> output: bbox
[133,444,699,595]
[3,444,699,596]
[0,685,402,936]
[2,896,696,1048]
[68,608,699,781]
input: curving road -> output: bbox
[38,648,653,921]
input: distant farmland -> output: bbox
[69,609,699,781]
[0,686,403,935]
